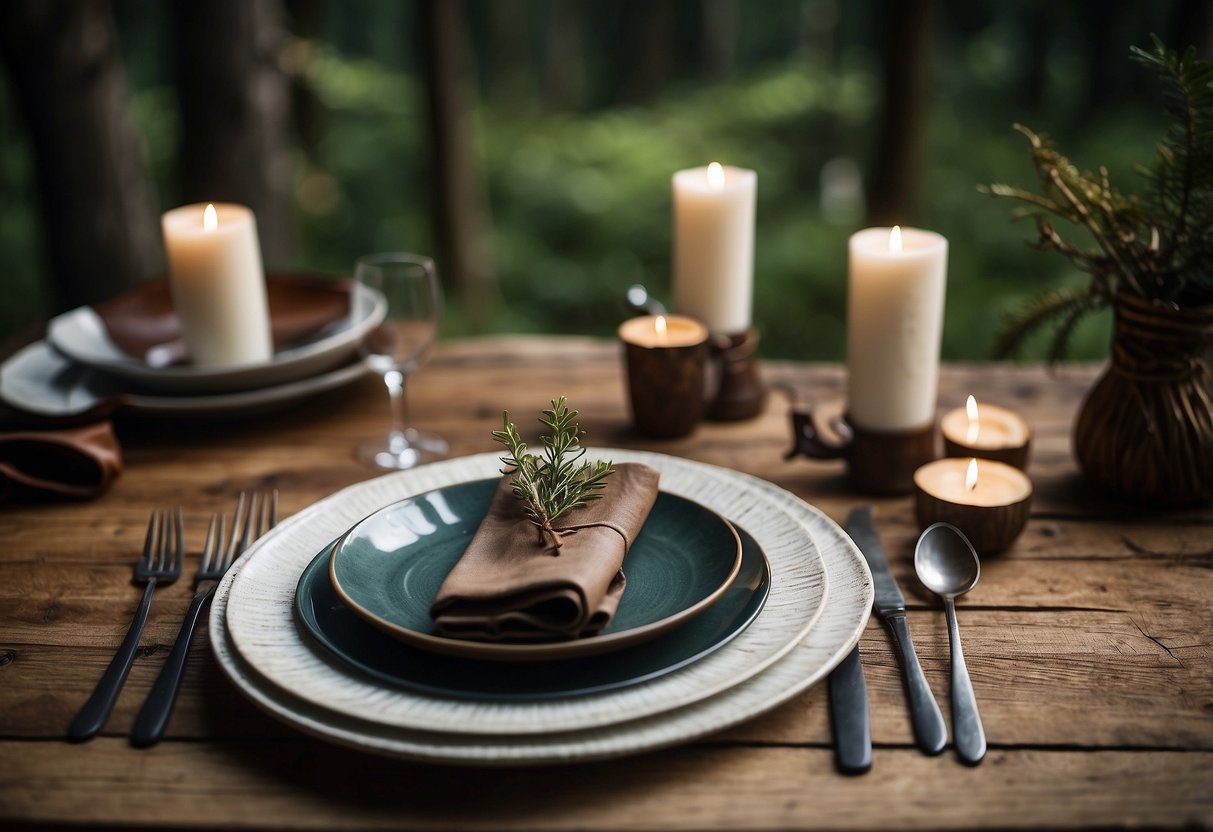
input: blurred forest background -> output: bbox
[1,0,1210,360]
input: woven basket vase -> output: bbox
[1074,291,1213,506]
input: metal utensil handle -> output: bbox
[130,587,214,747]
[68,581,157,742]
[946,598,987,764]
[886,614,947,755]
[827,645,872,775]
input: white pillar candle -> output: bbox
[161,202,273,367]
[672,162,756,335]
[846,226,947,431]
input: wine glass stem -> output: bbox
[385,369,408,444]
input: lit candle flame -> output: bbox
[889,225,902,253]
[966,394,980,444]
[203,203,218,231]
[966,458,979,492]
[654,314,668,344]
[707,162,725,190]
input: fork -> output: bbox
[130,491,277,747]
[68,508,184,742]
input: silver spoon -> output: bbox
[914,522,987,765]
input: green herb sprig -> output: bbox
[492,397,614,551]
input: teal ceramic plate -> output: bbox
[327,479,743,661]
[296,523,769,700]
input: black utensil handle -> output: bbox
[886,614,947,755]
[946,600,987,765]
[828,644,872,775]
[68,581,157,742]
[130,589,213,747]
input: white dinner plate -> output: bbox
[211,451,873,764]
[223,451,828,735]
[0,340,372,420]
[46,281,386,394]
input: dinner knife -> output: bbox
[827,644,872,774]
[845,506,947,755]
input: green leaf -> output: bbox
[994,288,1098,361]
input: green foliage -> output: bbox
[492,397,614,551]
[984,36,1213,359]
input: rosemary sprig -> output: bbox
[492,397,614,551]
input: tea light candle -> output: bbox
[914,457,1032,554]
[161,202,272,367]
[942,395,1032,468]
[846,225,947,432]
[672,162,757,335]
[618,314,709,438]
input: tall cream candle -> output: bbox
[846,226,947,431]
[672,162,756,335]
[161,202,272,367]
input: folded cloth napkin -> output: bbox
[94,274,351,363]
[0,421,122,502]
[430,462,660,642]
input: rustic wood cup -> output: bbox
[785,404,938,495]
[619,316,709,438]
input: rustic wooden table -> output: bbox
[2,336,1210,830]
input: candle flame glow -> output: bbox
[966,458,979,491]
[889,225,903,253]
[707,162,725,190]
[654,314,668,343]
[966,394,980,444]
[203,203,218,231]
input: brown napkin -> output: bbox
[94,274,351,363]
[430,462,660,642]
[0,421,122,502]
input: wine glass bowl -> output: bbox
[355,253,448,470]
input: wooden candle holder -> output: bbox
[941,400,1032,469]
[913,458,1032,554]
[706,329,767,421]
[785,402,938,496]
[619,316,709,438]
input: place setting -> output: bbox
[212,415,868,760]
[0,202,387,420]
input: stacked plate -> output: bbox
[0,276,385,419]
[212,449,873,765]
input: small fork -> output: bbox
[130,491,277,747]
[68,508,184,742]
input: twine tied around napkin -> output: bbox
[0,421,122,502]
[430,462,660,642]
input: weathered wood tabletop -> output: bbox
[2,336,1210,830]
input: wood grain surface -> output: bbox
[2,336,1211,830]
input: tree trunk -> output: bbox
[0,0,160,313]
[1022,0,1050,110]
[543,0,587,110]
[700,0,737,79]
[482,0,533,105]
[613,0,676,104]
[172,0,296,265]
[419,0,498,331]
[865,0,934,227]
[283,0,329,159]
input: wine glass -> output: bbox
[355,253,449,469]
